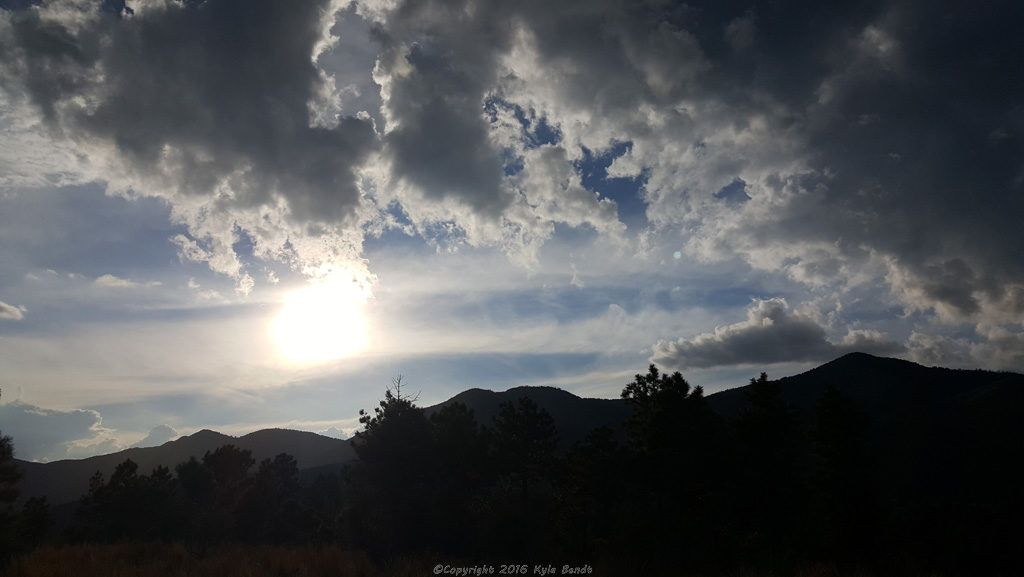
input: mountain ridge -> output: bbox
[16,353,1023,507]
[423,384,631,447]
[16,427,355,506]
[705,351,1024,417]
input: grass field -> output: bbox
[1,544,420,577]
[0,543,894,577]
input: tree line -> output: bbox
[1,369,1022,575]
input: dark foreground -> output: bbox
[3,357,1023,576]
[2,543,897,577]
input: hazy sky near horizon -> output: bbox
[1,0,1021,461]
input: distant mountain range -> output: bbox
[17,428,355,506]
[16,352,1024,506]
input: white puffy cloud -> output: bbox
[908,326,1024,374]
[65,436,127,460]
[973,326,1024,372]
[907,332,977,369]
[94,274,161,289]
[318,426,348,439]
[0,399,114,461]
[0,300,25,320]
[133,424,178,448]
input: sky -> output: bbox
[0,0,1021,462]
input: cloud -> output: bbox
[907,332,977,369]
[724,11,756,52]
[0,300,25,320]
[0,400,111,461]
[363,0,644,265]
[94,274,161,289]
[65,436,126,460]
[1,0,1021,375]
[0,0,639,288]
[133,424,178,448]
[318,426,347,439]
[0,0,379,292]
[908,327,1024,373]
[973,326,1024,373]
[0,395,183,463]
[651,298,904,370]
[675,5,1023,332]
[569,263,584,289]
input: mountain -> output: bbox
[705,351,1024,418]
[17,427,355,506]
[18,353,1023,507]
[11,354,1021,573]
[424,385,631,448]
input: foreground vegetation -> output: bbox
[0,543,893,577]
[1,367,1022,575]
[1,543,405,577]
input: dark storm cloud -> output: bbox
[3,0,1019,298]
[369,0,1021,321]
[1,0,1021,371]
[363,0,709,251]
[373,1,515,216]
[693,0,1024,321]
[566,0,1024,326]
[0,0,377,236]
[651,298,904,370]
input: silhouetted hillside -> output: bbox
[6,354,1023,574]
[21,352,1021,508]
[427,354,1024,441]
[705,351,1024,417]
[16,428,354,506]
[424,385,631,447]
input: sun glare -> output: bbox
[272,273,369,362]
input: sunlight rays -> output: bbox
[272,271,370,362]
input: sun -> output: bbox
[272,273,369,362]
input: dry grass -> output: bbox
[0,543,415,577]
[3,544,908,577]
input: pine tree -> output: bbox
[0,391,20,506]
[349,377,433,556]
[732,372,806,567]
[0,389,22,563]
